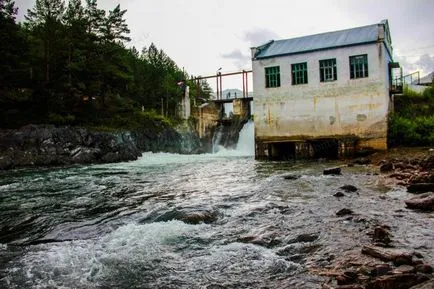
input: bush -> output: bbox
[48,113,76,125]
[389,114,434,146]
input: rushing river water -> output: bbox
[0,125,433,288]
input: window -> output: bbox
[319,58,337,82]
[265,66,280,88]
[291,62,308,85]
[349,54,368,79]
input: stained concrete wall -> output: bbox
[252,41,392,157]
[192,103,220,139]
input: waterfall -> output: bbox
[212,125,224,153]
[212,120,255,156]
[235,120,255,156]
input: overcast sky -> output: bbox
[15,0,434,90]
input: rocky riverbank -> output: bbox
[0,123,203,170]
[314,148,434,289]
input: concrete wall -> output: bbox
[252,42,392,156]
[192,103,220,139]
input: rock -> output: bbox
[155,208,219,225]
[419,154,434,170]
[372,264,392,276]
[287,233,319,244]
[409,172,434,184]
[336,208,353,216]
[283,174,301,180]
[414,264,433,274]
[324,167,342,175]
[0,124,203,170]
[336,274,353,285]
[409,279,434,289]
[366,273,429,289]
[334,192,345,198]
[407,183,434,194]
[343,269,358,281]
[392,265,415,274]
[337,285,364,289]
[372,226,392,245]
[380,161,394,173]
[340,185,358,192]
[361,245,413,265]
[405,193,434,211]
[353,157,371,165]
[206,285,227,289]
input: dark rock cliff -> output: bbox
[0,123,203,170]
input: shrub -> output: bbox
[48,113,76,125]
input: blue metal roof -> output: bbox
[254,23,380,59]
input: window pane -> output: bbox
[319,59,337,82]
[291,62,308,85]
[349,55,368,79]
[265,66,280,88]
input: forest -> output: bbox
[0,0,212,129]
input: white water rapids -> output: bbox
[0,122,433,288]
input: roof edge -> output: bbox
[252,41,378,61]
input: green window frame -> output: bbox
[265,66,280,88]
[349,54,368,79]
[319,58,337,82]
[291,62,308,85]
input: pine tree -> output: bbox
[26,0,66,82]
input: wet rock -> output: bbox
[336,208,354,216]
[405,193,434,211]
[334,192,345,198]
[343,269,358,281]
[155,208,219,224]
[287,233,319,244]
[340,185,358,193]
[372,263,392,276]
[237,228,282,248]
[389,172,413,180]
[336,274,353,285]
[324,167,342,175]
[276,243,321,256]
[415,264,433,274]
[206,285,227,289]
[353,157,371,165]
[409,172,434,184]
[283,174,301,180]
[337,285,364,289]
[409,279,434,289]
[365,273,429,289]
[407,183,434,194]
[372,226,392,246]
[392,265,415,274]
[419,154,434,170]
[361,245,413,265]
[379,161,394,173]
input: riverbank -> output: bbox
[0,123,202,170]
[313,147,434,288]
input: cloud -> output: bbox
[395,53,434,77]
[415,53,434,75]
[221,49,246,60]
[221,49,250,69]
[242,28,279,47]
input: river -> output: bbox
[0,124,433,289]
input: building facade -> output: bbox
[251,20,396,159]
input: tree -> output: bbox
[26,0,66,82]
[101,4,130,43]
[0,0,29,87]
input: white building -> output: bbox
[251,20,397,159]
